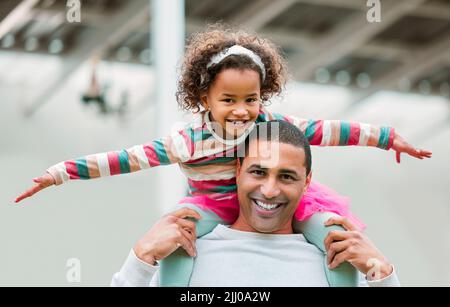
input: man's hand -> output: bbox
[324,216,393,280]
[392,133,432,163]
[133,208,201,266]
[15,174,56,203]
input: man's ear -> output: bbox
[303,170,312,194]
[236,158,242,180]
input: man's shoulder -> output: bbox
[198,225,224,241]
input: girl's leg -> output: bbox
[159,195,239,287]
[293,212,359,287]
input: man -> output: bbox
[111,121,400,287]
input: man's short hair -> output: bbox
[239,120,312,175]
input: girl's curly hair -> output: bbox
[176,24,289,113]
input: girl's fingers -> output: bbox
[401,147,431,160]
[15,191,31,203]
[413,150,425,159]
[15,184,43,203]
[15,191,32,203]
[14,195,25,203]
[15,176,54,203]
[396,151,401,164]
[406,146,419,157]
[419,150,432,158]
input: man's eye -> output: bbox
[251,170,265,176]
[280,174,295,181]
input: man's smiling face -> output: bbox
[235,139,312,234]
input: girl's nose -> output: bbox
[233,107,248,117]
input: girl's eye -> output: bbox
[246,98,257,103]
[222,99,234,103]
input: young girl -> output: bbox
[15,26,431,286]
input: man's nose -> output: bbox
[260,178,280,199]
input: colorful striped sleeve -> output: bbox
[46,127,194,186]
[270,112,395,150]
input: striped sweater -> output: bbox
[47,107,395,198]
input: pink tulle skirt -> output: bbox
[180,181,366,230]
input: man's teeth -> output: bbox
[254,200,281,211]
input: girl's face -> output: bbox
[201,68,261,138]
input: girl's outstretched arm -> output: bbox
[14,127,194,203]
[268,112,432,162]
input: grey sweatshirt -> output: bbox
[111,224,400,287]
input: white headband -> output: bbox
[206,45,266,81]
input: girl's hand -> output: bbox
[392,133,432,163]
[14,174,56,203]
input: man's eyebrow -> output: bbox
[279,169,300,177]
[247,164,302,177]
[247,164,266,169]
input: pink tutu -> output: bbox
[295,181,366,230]
[180,181,366,230]
[180,192,240,224]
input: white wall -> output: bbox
[0,55,449,286]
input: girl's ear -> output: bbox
[200,93,209,110]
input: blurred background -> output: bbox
[0,0,449,286]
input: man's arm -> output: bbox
[359,267,401,287]
[111,249,160,287]
[110,208,200,287]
